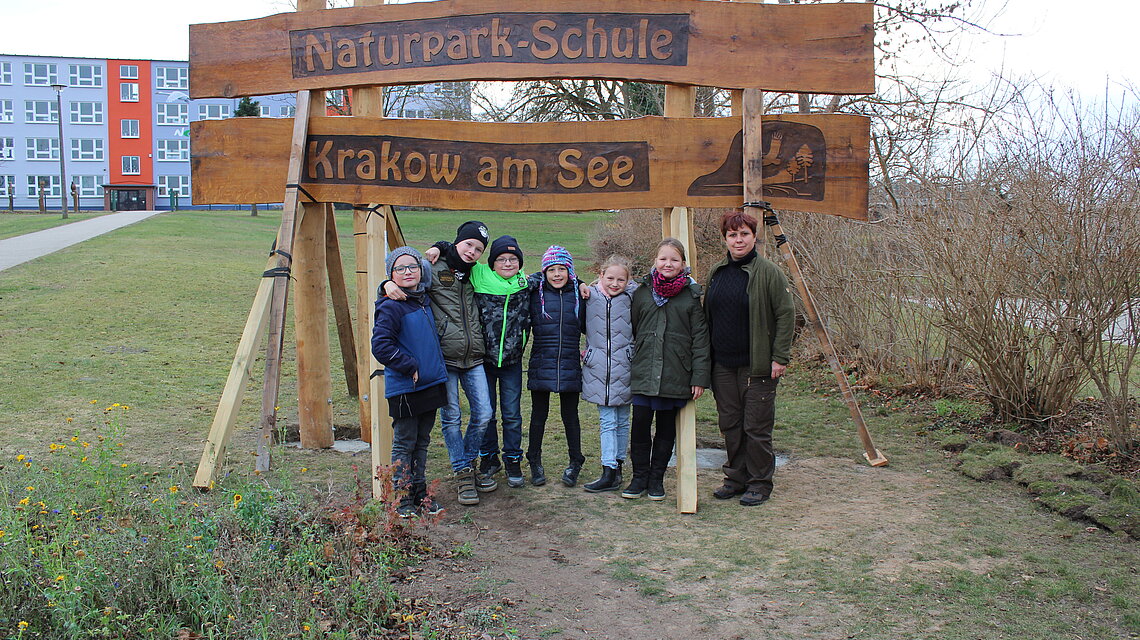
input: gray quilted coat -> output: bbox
[581,282,637,406]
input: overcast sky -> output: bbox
[4,0,1134,101]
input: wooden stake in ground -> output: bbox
[662,84,699,514]
[194,254,276,489]
[325,206,359,397]
[255,89,314,472]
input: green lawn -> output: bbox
[0,211,111,241]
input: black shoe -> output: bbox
[478,454,502,478]
[621,475,648,499]
[713,484,746,500]
[614,460,624,487]
[505,458,525,488]
[396,496,418,518]
[583,466,621,493]
[529,459,546,486]
[647,476,666,501]
[561,462,583,487]
[739,490,769,506]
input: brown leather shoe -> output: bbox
[739,490,770,506]
[712,484,746,500]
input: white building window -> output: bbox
[0,137,12,159]
[198,104,231,120]
[120,83,139,102]
[0,176,15,197]
[71,138,105,161]
[0,62,11,85]
[281,106,295,118]
[155,66,188,90]
[74,175,104,197]
[0,100,12,123]
[26,137,60,160]
[69,64,103,87]
[259,105,272,118]
[25,100,58,123]
[121,119,139,138]
[122,156,141,175]
[27,175,61,197]
[70,101,104,124]
[156,103,188,125]
[24,62,58,86]
[158,175,191,198]
[156,139,189,161]
[120,64,138,80]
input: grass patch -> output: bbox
[0,212,110,241]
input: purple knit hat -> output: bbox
[539,245,578,319]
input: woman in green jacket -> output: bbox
[704,208,795,506]
[623,238,712,501]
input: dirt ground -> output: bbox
[393,456,957,640]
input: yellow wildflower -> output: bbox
[103,607,113,616]
[25,486,34,492]
[82,441,90,448]
[233,493,243,508]
[70,435,78,441]
[18,621,28,630]
[0,530,5,539]
[169,486,180,494]
[120,463,128,468]
[303,625,311,631]
[18,497,29,506]
[90,400,97,404]
[16,454,26,462]
[81,457,88,463]
[55,575,65,581]
[301,467,308,473]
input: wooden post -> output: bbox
[662,84,699,515]
[194,255,276,489]
[255,89,314,472]
[325,207,359,397]
[353,0,393,499]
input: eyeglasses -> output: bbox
[494,255,520,264]
[391,263,421,274]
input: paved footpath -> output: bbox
[0,211,163,272]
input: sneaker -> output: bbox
[478,454,502,478]
[456,468,479,506]
[739,490,769,506]
[561,462,583,488]
[419,496,443,516]
[396,497,418,518]
[713,484,746,500]
[505,458,525,488]
[476,472,498,493]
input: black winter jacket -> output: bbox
[526,273,583,393]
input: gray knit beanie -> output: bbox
[384,246,430,293]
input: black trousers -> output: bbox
[630,405,678,479]
[712,364,777,495]
[527,391,584,465]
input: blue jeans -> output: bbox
[440,365,493,472]
[597,404,631,468]
[480,361,524,461]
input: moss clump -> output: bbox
[937,432,970,453]
[958,443,1025,481]
[1084,501,1140,538]
[1011,454,1086,486]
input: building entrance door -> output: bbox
[113,189,145,211]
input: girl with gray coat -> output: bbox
[580,256,637,493]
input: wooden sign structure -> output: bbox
[191,0,886,510]
[192,114,871,219]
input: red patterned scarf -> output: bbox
[650,268,690,305]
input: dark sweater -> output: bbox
[705,250,754,368]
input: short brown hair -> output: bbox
[720,208,758,237]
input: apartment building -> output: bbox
[0,54,470,211]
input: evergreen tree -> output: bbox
[234,97,261,117]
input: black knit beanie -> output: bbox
[454,220,489,248]
[488,235,524,267]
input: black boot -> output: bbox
[583,466,619,493]
[615,460,624,487]
[561,461,583,487]
[528,454,546,486]
[647,435,674,501]
[621,442,651,499]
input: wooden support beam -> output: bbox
[367,205,393,500]
[662,83,698,515]
[255,89,314,472]
[325,207,359,397]
[194,255,275,489]
[353,210,373,442]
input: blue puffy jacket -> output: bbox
[526,273,583,393]
[371,294,448,399]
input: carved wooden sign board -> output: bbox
[192,114,870,219]
[188,0,874,97]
